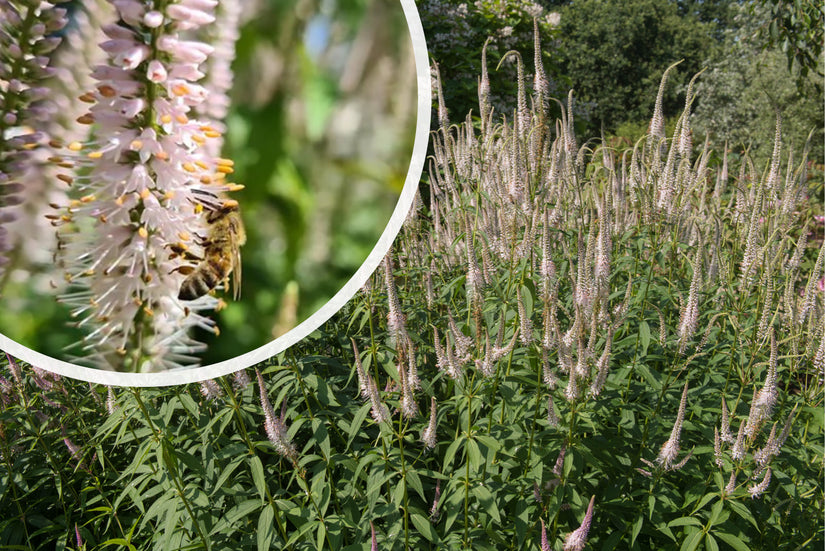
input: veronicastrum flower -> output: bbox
[563,495,595,551]
[55,0,242,371]
[0,0,68,277]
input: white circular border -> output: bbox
[0,0,430,387]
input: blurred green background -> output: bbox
[0,0,418,367]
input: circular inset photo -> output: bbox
[0,0,429,383]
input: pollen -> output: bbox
[195,160,209,170]
[226,183,245,192]
[204,130,221,138]
[200,175,212,184]
[57,174,73,185]
[130,140,143,150]
[138,226,148,239]
[87,151,103,159]
[182,162,197,173]
[192,134,206,145]
[222,199,239,208]
[163,190,175,200]
[161,114,173,124]
[143,306,154,317]
[98,85,116,97]
[78,92,96,103]
[76,114,94,125]
[172,84,190,96]
[139,189,151,200]
[215,158,234,167]
[175,113,188,124]
[216,165,234,174]
[67,141,83,151]
[178,231,191,241]
[80,194,96,203]
[155,151,169,161]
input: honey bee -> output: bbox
[177,200,246,301]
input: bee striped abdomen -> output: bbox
[178,257,232,300]
[176,201,245,301]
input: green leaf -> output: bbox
[708,499,724,526]
[472,484,500,523]
[727,500,759,530]
[347,402,372,448]
[444,435,465,470]
[411,513,438,543]
[100,539,138,551]
[406,469,426,502]
[631,515,643,547]
[258,506,276,551]
[668,517,702,528]
[639,321,651,354]
[316,521,327,551]
[467,439,481,470]
[714,531,751,551]
[705,533,719,551]
[250,455,267,502]
[679,528,704,551]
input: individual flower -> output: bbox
[383,254,407,343]
[518,288,533,345]
[678,251,701,353]
[724,470,737,496]
[106,385,117,414]
[547,395,559,428]
[256,368,298,462]
[429,479,441,520]
[351,339,390,424]
[657,383,688,470]
[563,495,595,551]
[540,518,551,551]
[199,378,223,400]
[421,396,437,449]
[553,443,567,477]
[0,1,68,276]
[398,356,418,419]
[748,468,771,499]
[55,0,241,371]
[232,368,251,389]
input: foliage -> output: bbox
[753,0,824,84]
[554,0,715,136]
[691,3,824,165]
[418,0,563,125]
[1,42,823,549]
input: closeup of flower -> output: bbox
[54,0,242,371]
[0,0,68,276]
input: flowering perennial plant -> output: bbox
[0,25,822,551]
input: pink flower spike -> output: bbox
[541,518,551,551]
[748,468,771,499]
[563,495,595,551]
